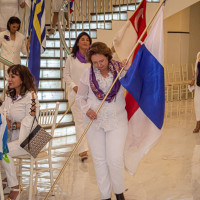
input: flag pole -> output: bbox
[44,0,166,199]
[55,100,75,129]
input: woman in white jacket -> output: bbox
[0,16,27,69]
[1,64,39,200]
[64,32,92,161]
[190,52,200,133]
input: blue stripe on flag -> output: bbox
[0,114,9,160]
[120,44,165,129]
[28,0,46,88]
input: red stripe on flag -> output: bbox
[129,0,147,62]
[125,0,147,120]
[125,92,139,120]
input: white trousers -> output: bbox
[86,123,128,199]
[1,140,27,187]
[194,85,200,121]
[70,101,88,154]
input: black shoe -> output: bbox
[115,193,125,200]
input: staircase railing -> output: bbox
[57,0,160,55]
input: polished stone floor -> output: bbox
[6,99,200,200]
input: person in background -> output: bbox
[64,32,92,161]
[47,0,73,36]
[1,64,39,200]
[190,52,200,133]
[75,42,129,200]
[0,0,25,32]
[0,16,28,68]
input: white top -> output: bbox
[0,0,24,30]
[75,66,127,132]
[52,0,63,12]
[64,54,90,102]
[1,91,39,142]
[0,30,27,68]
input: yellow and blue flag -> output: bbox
[28,0,46,88]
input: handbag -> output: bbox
[20,117,52,158]
[20,93,52,158]
[197,76,200,87]
[197,63,200,87]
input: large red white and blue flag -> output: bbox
[120,5,165,175]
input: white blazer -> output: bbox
[0,30,27,68]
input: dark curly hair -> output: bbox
[86,42,112,63]
[7,16,21,31]
[6,65,37,98]
[71,32,92,58]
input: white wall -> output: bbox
[164,0,200,19]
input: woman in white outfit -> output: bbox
[0,0,25,32]
[0,16,27,68]
[190,52,200,133]
[64,32,92,161]
[75,42,129,200]
[1,64,39,200]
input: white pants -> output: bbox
[70,101,88,154]
[86,123,128,199]
[194,85,200,121]
[1,140,27,187]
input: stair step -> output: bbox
[46,38,75,48]
[40,68,61,78]
[48,29,97,39]
[70,20,112,30]
[91,11,127,21]
[113,4,136,12]
[45,121,75,130]
[21,57,62,68]
[39,79,62,89]
[56,112,73,123]
[40,101,68,112]
[37,89,64,101]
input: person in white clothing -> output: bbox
[0,0,25,32]
[75,42,130,200]
[1,64,39,200]
[0,16,27,70]
[64,31,92,161]
[190,52,200,133]
[47,0,73,36]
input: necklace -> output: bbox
[11,94,20,101]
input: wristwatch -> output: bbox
[11,122,17,130]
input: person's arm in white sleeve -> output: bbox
[75,80,90,115]
[75,70,97,120]
[64,56,77,91]
[21,35,27,55]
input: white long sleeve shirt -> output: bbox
[64,54,90,102]
[1,91,39,142]
[0,30,27,68]
[75,66,128,132]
